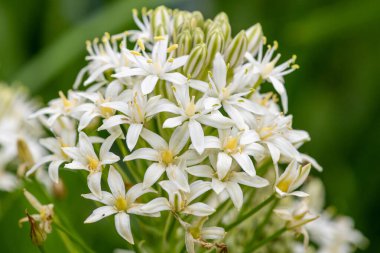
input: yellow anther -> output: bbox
[137,39,145,51]
[161,150,174,165]
[168,58,174,63]
[154,36,165,41]
[115,196,128,211]
[185,96,196,117]
[291,64,300,70]
[167,44,178,53]
[59,91,71,108]
[132,8,138,16]
[273,40,279,50]
[224,137,239,153]
[86,40,91,47]
[130,51,142,56]
[147,59,153,64]
[292,54,297,62]
[262,36,267,45]
[87,156,99,171]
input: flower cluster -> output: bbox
[0,83,51,192]
[27,6,365,253]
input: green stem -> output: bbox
[37,246,46,253]
[225,194,276,231]
[54,222,95,253]
[252,198,280,242]
[133,243,142,253]
[248,227,287,252]
[162,213,173,247]
[116,139,140,183]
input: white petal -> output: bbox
[84,206,117,223]
[124,148,159,161]
[108,167,125,197]
[269,77,288,113]
[115,213,134,244]
[188,79,209,93]
[141,75,159,95]
[216,152,232,180]
[290,191,309,198]
[201,227,225,240]
[186,165,213,178]
[163,116,186,128]
[48,160,64,183]
[141,197,171,213]
[197,113,234,129]
[126,123,143,150]
[143,163,166,189]
[189,120,205,154]
[183,203,215,216]
[126,183,155,203]
[188,180,211,203]
[226,182,244,210]
[98,115,127,131]
[211,178,226,194]
[166,165,190,192]
[165,55,188,72]
[169,122,189,155]
[185,232,195,253]
[232,153,256,176]
[140,128,168,150]
[88,171,103,198]
[79,132,97,158]
[162,72,187,85]
[212,53,227,90]
[232,172,269,188]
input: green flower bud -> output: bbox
[214,12,231,42]
[183,43,207,78]
[203,19,214,36]
[151,6,170,36]
[192,27,205,46]
[246,23,263,54]
[224,30,248,68]
[176,30,192,56]
[190,11,204,28]
[206,29,225,65]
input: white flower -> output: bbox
[82,167,157,244]
[0,170,19,191]
[274,200,319,248]
[19,189,54,234]
[306,212,367,253]
[74,32,129,90]
[26,128,76,183]
[163,84,234,154]
[187,162,268,210]
[246,41,298,113]
[114,36,188,95]
[128,8,153,43]
[141,180,214,216]
[179,218,225,253]
[204,128,265,178]
[275,160,311,198]
[31,90,82,126]
[99,88,178,150]
[63,132,120,197]
[204,53,265,129]
[124,127,190,191]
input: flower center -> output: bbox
[223,136,239,153]
[115,196,128,211]
[87,156,99,171]
[221,87,230,99]
[277,179,292,193]
[161,150,174,165]
[185,96,196,117]
[59,91,72,109]
[189,226,201,239]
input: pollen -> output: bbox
[161,150,174,165]
[115,196,128,211]
[87,156,99,171]
[224,137,239,153]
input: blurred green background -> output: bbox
[0,0,379,252]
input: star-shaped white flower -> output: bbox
[246,41,298,113]
[114,36,188,95]
[82,167,157,244]
[98,88,178,150]
[204,128,265,178]
[187,163,268,210]
[124,127,190,191]
[163,84,234,154]
[63,132,120,197]
[141,180,214,216]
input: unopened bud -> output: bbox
[190,11,204,28]
[246,23,263,54]
[176,30,192,56]
[203,19,214,37]
[151,6,170,36]
[214,12,231,42]
[192,27,205,46]
[184,44,207,78]
[206,30,225,65]
[224,30,248,68]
